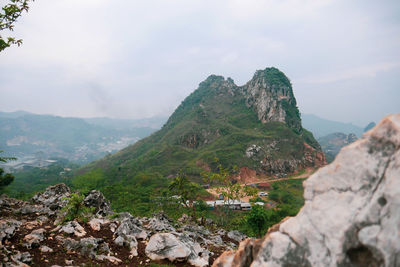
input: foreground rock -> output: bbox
[146,232,210,267]
[31,183,70,210]
[213,114,400,267]
[0,186,240,266]
[83,190,112,216]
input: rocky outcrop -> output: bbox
[80,67,326,188]
[0,219,21,242]
[145,232,210,267]
[83,190,112,216]
[31,183,70,210]
[23,228,46,249]
[213,114,400,267]
[241,68,302,132]
[245,140,327,177]
[58,221,87,237]
[0,184,242,266]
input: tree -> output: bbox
[0,150,17,189]
[202,158,257,225]
[246,205,269,237]
[168,172,200,219]
[1,0,33,52]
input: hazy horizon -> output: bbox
[1,0,399,126]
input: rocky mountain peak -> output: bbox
[81,67,324,183]
[199,75,236,92]
[175,67,301,132]
[241,67,302,132]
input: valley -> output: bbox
[1,0,398,265]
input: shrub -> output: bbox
[246,205,269,237]
[60,192,94,223]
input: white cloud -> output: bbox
[0,0,399,123]
[299,62,400,84]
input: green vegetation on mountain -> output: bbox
[1,159,78,199]
[73,67,324,217]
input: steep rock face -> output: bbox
[241,68,301,132]
[77,67,325,192]
[213,114,400,267]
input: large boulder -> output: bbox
[113,216,148,256]
[31,183,70,210]
[213,114,400,267]
[145,232,209,267]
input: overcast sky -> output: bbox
[0,0,399,126]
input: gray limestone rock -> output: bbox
[31,183,70,210]
[39,245,54,253]
[11,252,32,264]
[88,217,109,231]
[146,214,176,233]
[83,190,111,216]
[241,68,301,132]
[0,219,22,242]
[23,228,46,248]
[115,217,148,240]
[95,255,122,264]
[59,221,86,237]
[227,230,246,243]
[145,232,209,267]
[212,114,400,267]
[57,235,105,259]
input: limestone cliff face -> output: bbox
[82,67,325,185]
[241,68,301,132]
[213,114,400,267]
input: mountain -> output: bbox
[318,132,358,162]
[301,113,364,138]
[83,116,167,130]
[79,67,326,188]
[0,111,158,166]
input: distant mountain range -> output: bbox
[0,111,164,167]
[0,109,374,172]
[301,114,364,138]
